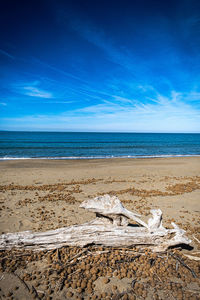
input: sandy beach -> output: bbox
[0,157,199,299]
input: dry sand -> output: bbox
[0,157,199,299]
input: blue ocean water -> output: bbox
[0,131,200,160]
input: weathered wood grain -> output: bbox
[0,195,191,252]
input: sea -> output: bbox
[0,131,200,160]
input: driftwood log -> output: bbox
[0,195,191,252]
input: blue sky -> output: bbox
[0,0,200,132]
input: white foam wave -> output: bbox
[0,154,200,161]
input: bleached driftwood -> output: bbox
[80,194,148,228]
[0,195,191,252]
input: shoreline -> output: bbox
[1,154,200,161]
[0,154,200,165]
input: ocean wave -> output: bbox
[1,154,200,161]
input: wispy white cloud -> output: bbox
[0,102,7,106]
[23,86,53,98]
[112,96,134,104]
[42,100,75,104]
[75,102,123,114]
[0,48,15,60]
[78,92,198,117]
[171,91,200,102]
[13,81,53,99]
[30,57,89,84]
[69,18,144,77]
[2,90,199,132]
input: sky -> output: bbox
[0,0,200,133]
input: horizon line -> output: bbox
[0,130,200,134]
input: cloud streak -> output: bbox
[12,81,53,99]
[1,90,199,133]
[69,18,143,78]
[0,48,15,60]
[22,86,53,98]
[30,57,89,84]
